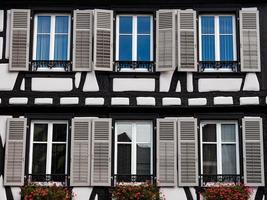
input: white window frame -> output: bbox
[29,120,69,180]
[114,121,153,177]
[199,14,237,72]
[33,14,71,71]
[200,121,240,176]
[116,15,153,72]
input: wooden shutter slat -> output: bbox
[73,10,93,71]
[70,118,91,186]
[93,9,113,71]
[178,117,198,186]
[240,10,260,72]
[156,119,177,186]
[242,117,264,186]
[156,10,176,71]
[9,9,30,71]
[4,118,27,186]
[177,10,197,72]
[91,118,112,186]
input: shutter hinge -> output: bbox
[154,126,157,130]
[197,126,200,130]
[112,126,114,130]
[113,18,115,21]
[240,125,242,129]
[26,125,29,129]
[30,16,33,20]
[69,126,72,129]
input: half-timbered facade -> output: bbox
[0,0,266,199]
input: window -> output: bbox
[114,121,153,182]
[29,121,68,183]
[200,121,240,183]
[116,15,153,71]
[33,14,71,70]
[199,15,237,70]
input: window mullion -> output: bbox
[217,123,222,174]
[215,16,220,61]
[46,123,53,175]
[50,16,55,60]
[132,16,137,61]
[132,123,137,175]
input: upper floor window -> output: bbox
[115,15,153,71]
[33,14,71,70]
[114,121,153,183]
[29,121,68,183]
[200,121,240,184]
[199,15,237,71]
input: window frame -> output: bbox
[114,120,153,177]
[115,14,153,72]
[198,14,237,72]
[32,13,71,71]
[28,120,69,179]
[200,120,240,176]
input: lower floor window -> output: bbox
[29,121,68,182]
[115,121,153,182]
[200,121,240,183]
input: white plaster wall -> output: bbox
[72,187,93,200]
[160,71,173,92]
[20,78,25,91]
[111,97,129,105]
[5,10,10,59]
[0,37,3,60]
[187,73,193,92]
[240,97,259,105]
[213,96,233,105]
[83,71,99,92]
[11,187,21,200]
[0,10,3,32]
[113,78,155,92]
[176,81,181,92]
[243,73,260,91]
[0,116,11,145]
[75,72,81,88]
[160,187,189,200]
[198,78,242,92]
[0,176,7,200]
[0,64,18,90]
[136,97,155,105]
[32,78,73,91]
[188,98,207,106]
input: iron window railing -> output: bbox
[31,60,71,71]
[199,174,242,186]
[113,174,155,185]
[199,61,239,71]
[25,174,69,186]
[114,61,154,72]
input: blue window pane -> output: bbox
[202,35,215,61]
[37,16,51,33]
[137,35,150,61]
[119,16,132,34]
[220,35,233,61]
[219,16,233,34]
[36,35,50,60]
[201,16,214,34]
[119,35,132,61]
[54,35,68,60]
[137,16,151,34]
[55,16,69,33]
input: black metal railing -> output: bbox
[113,174,155,184]
[199,61,239,71]
[31,60,71,71]
[25,174,69,185]
[200,174,242,186]
[114,61,154,72]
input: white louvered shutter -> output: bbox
[93,9,113,71]
[91,118,112,186]
[70,118,91,186]
[156,119,177,186]
[240,10,261,72]
[156,10,176,71]
[242,117,264,186]
[177,10,197,72]
[73,10,93,71]
[4,118,27,186]
[178,117,198,186]
[9,9,30,71]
